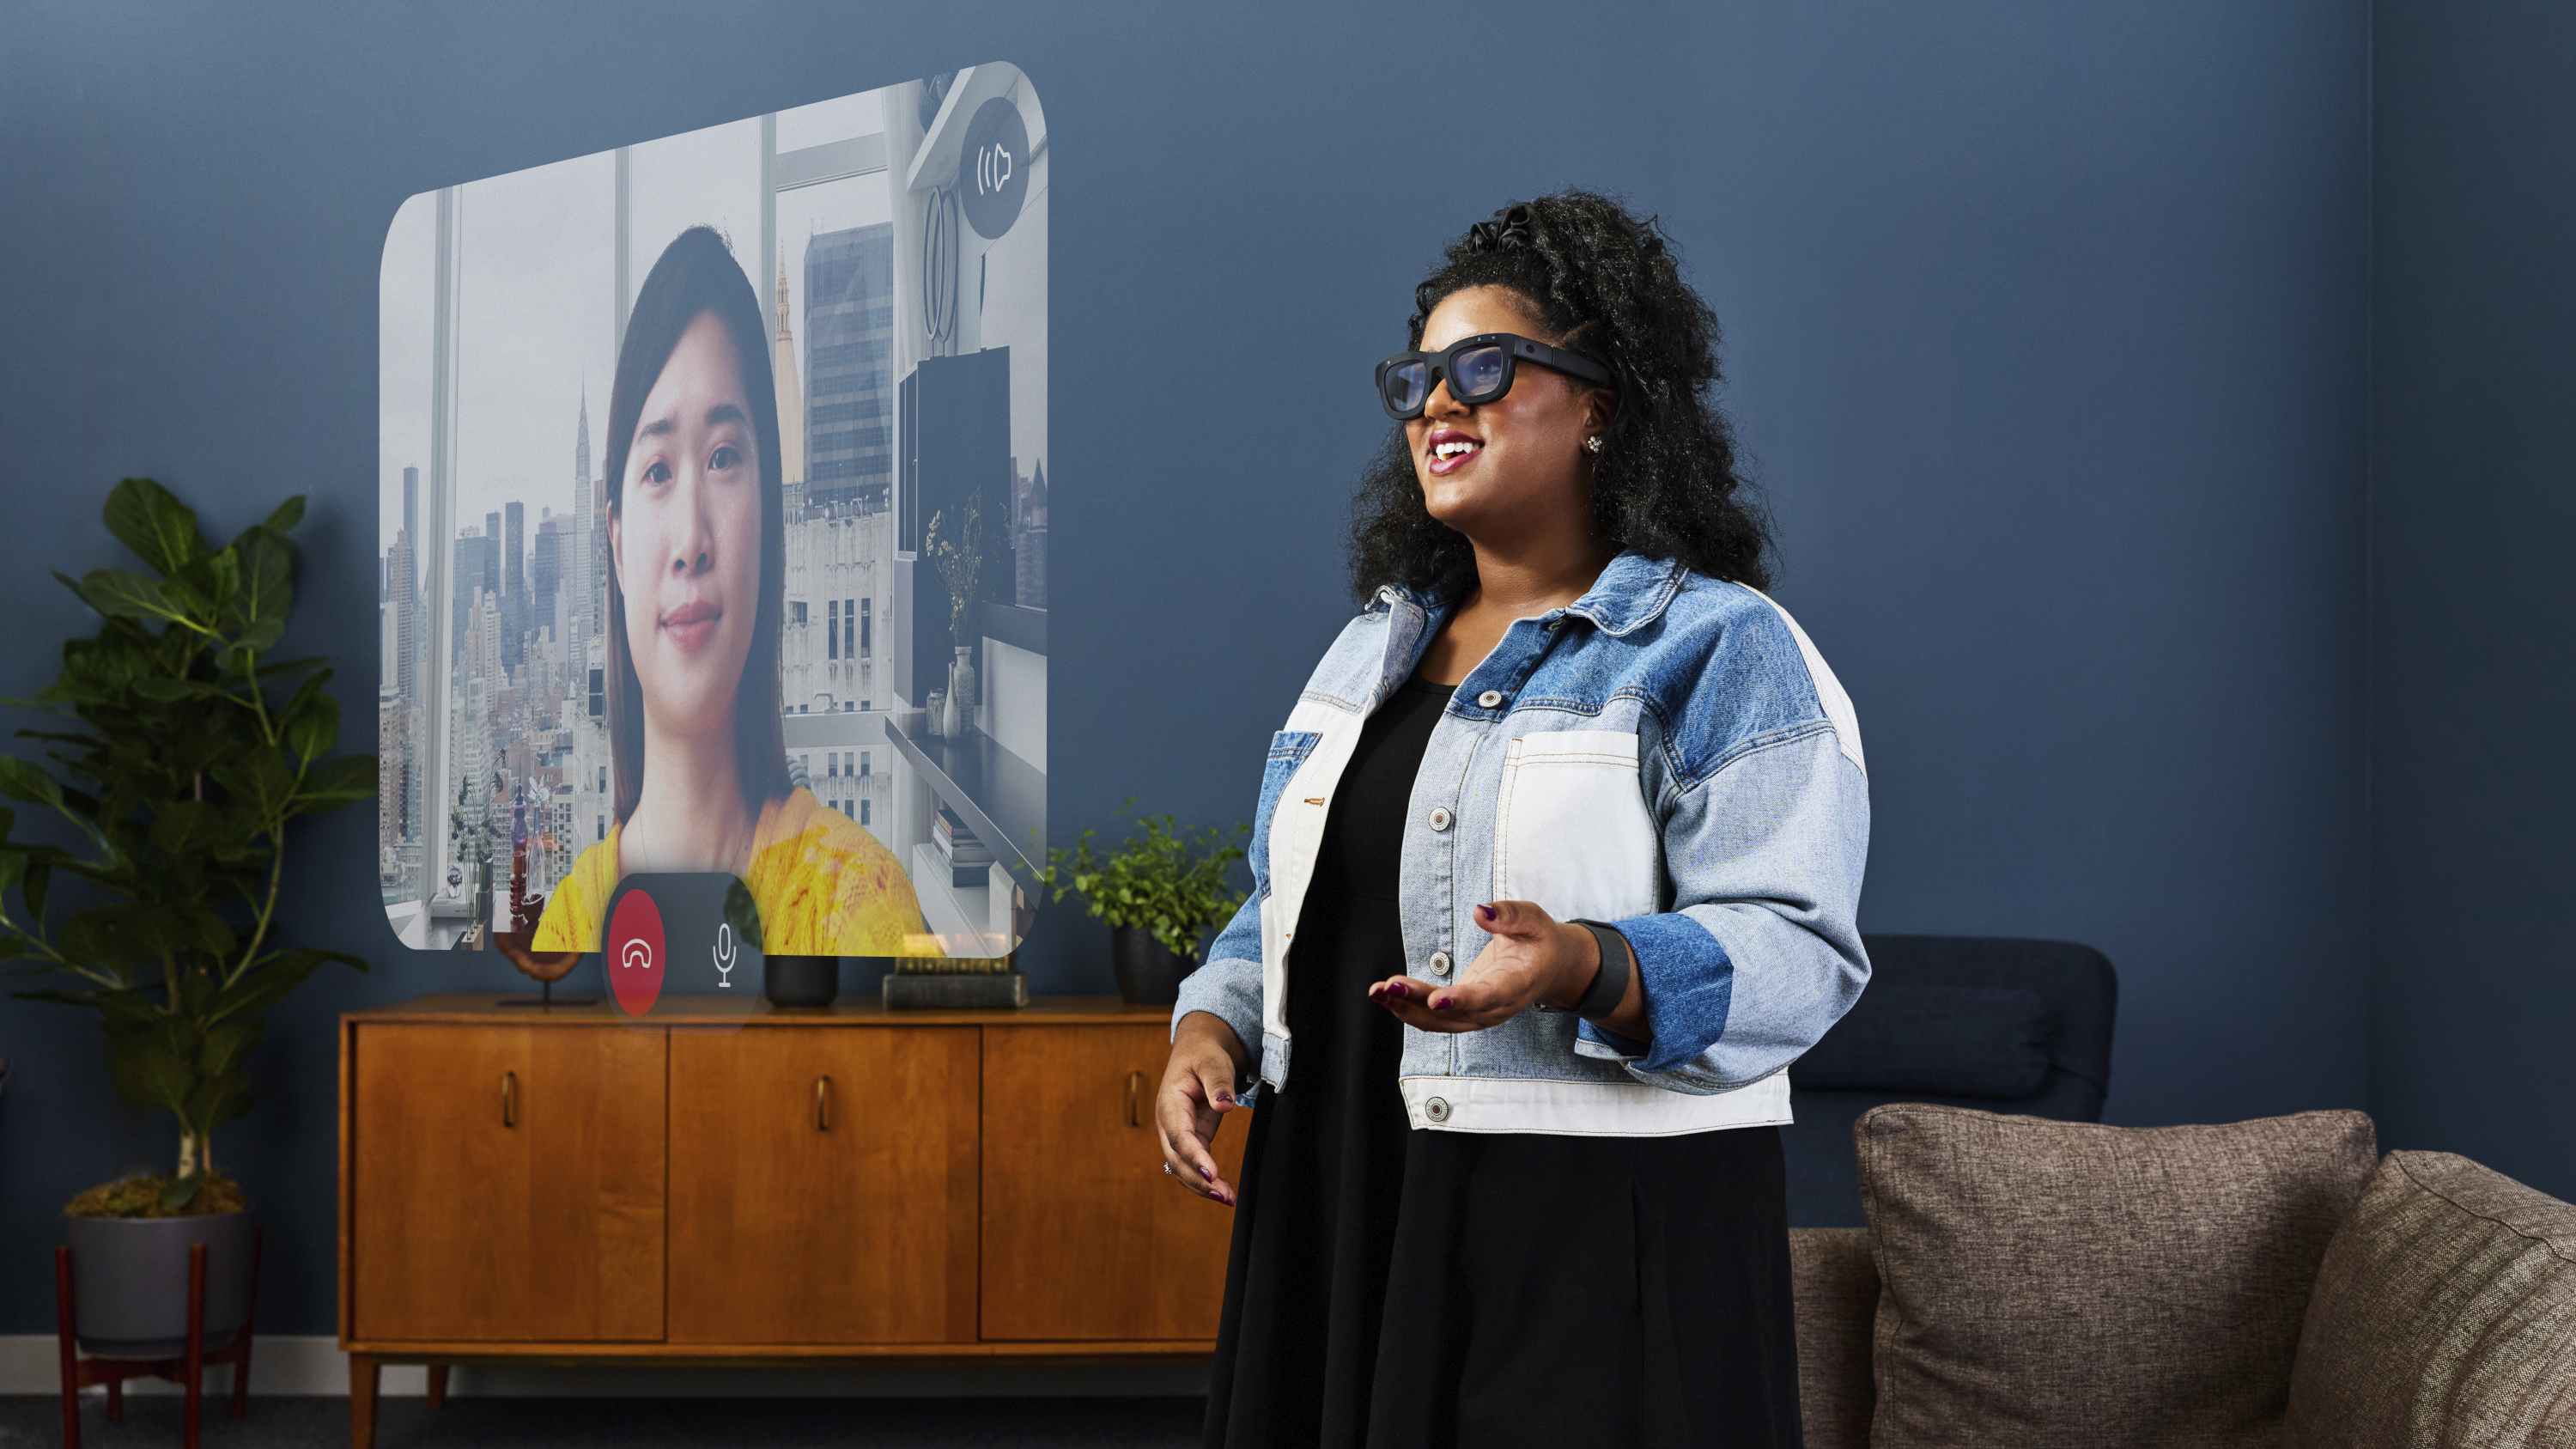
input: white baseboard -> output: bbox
[1,1335,1211,1398]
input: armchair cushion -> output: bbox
[1857,1103,2376,1449]
[1789,1227,1879,1449]
[2285,1150,2576,1447]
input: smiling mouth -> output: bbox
[1427,436,1484,475]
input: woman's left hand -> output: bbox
[1367,899,1594,1033]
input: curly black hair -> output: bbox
[1346,190,1773,602]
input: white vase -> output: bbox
[948,647,977,734]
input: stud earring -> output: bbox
[1583,435,1603,454]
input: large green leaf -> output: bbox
[0,758,62,807]
[297,754,376,811]
[234,528,293,630]
[257,496,307,535]
[195,1017,263,1079]
[101,478,206,577]
[61,904,196,964]
[207,946,365,1024]
[210,751,295,823]
[149,800,230,858]
[104,1030,196,1113]
[285,691,339,763]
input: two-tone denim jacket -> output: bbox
[1172,551,1872,1137]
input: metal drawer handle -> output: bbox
[816,1075,832,1132]
[1127,1070,1144,1129]
[501,1071,517,1129]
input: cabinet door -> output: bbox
[350,1023,666,1342]
[667,1026,981,1343]
[980,1024,1250,1341]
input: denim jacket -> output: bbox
[1173,551,1872,1136]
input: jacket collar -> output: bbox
[1559,551,1687,636]
[1376,551,1685,638]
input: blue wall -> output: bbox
[0,0,2378,1335]
[2369,0,2576,1200]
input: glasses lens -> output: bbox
[1451,345,1508,402]
[1382,361,1428,416]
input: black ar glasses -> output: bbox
[1375,332,1615,421]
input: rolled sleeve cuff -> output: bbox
[1611,910,1737,1076]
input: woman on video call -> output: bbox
[533,225,927,957]
[1159,192,1871,1447]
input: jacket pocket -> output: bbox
[1492,730,1661,923]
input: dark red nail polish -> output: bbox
[1476,903,1498,923]
[1432,997,1452,1010]
[1391,982,1410,998]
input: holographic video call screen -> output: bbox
[377,66,1048,967]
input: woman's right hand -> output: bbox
[1157,1010,1248,1206]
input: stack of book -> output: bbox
[933,805,994,889]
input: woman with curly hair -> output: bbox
[1159,192,1870,1447]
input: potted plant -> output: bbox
[1042,802,1249,1005]
[2,478,374,1358]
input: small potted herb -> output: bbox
[3,479,373,1358]
[1042,802,1249,1005]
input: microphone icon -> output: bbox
[714,922,737,989]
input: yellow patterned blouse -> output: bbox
[532,788,931,956]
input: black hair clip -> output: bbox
[1467,204,1535,253]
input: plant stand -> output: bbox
[54,1227,263,1449]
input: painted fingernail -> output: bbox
[1390,982,1410,998]
[1200,1165,1214,1181]
[1431,996,1452,1010]
[1476,903,1498,924]
[1216,1093,1234,1107]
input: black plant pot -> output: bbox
[64,1210,257,1357]
[764,956,839,1008]
[1112,927,1198,1006]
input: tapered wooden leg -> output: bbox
[183,1243,207,1449]
[54,1246,82,1449]
[349,1353,380,1449]
[106,1379,124,1421]
[427,1363,449,1409]
[232,1226,264,1418]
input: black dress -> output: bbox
[1203,675,1804,1449]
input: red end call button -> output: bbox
[607,887,666,1016]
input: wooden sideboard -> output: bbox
[337,995,1246,1448]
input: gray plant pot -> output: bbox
[1112,927,1198,1006]
[64,1209,257,1358]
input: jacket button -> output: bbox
[1425,1097,1451,1123]
[1427,951,1451,976]
[1476,690,1504,709]
[1428,807,1452,831]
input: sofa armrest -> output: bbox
[1789,1226,1878,1449]
[2287,1151,2576,1447]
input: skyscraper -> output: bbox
[571,396,592,657]
[393,466,421,708]
[803,224,895,515]
[453,524,496,661]
[774,250,805,496]
[533,515,564,665]
[504,500,526,670]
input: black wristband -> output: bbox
[1567,918,1632,1020]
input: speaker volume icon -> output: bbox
[714,922,737,989]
